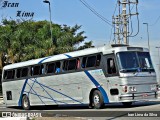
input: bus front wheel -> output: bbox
[22,95,30,110]
[91,90,104,109]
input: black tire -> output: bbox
[22,95,30,110]
[122,102,132,107]
[91,90,104,109]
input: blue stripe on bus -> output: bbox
[64,54,109,104]
[29,79,83,104]
[84,70,109,104]
[64,54,72,58]
[18,79,28,106]
[24,91,67,104]
[27,83,46,105]
[38,56,52,64]
[28,78,36,96]
[34,78,57,104]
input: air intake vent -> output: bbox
[127,47,143,51]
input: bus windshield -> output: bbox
[117,52,154,73]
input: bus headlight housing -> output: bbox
[122,86,128,93]
[129,86,137,92]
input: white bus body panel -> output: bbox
[2,45,158,107]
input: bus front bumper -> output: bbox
[119,92,158,101]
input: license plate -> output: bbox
[142,93,148,97]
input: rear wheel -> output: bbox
[22,95,30,110]
[122,102,132,107]
[91,90,104,109]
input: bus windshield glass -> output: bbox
[117,52,154,73]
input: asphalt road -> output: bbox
[0,100,160,120]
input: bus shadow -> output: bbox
[9,101,160,110]
[105,101,160,109]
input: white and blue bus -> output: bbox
[1,44,158,110]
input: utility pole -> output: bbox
[113,15,121,44]
[112,0,139,45]
[122,0,128,44]
[156,47,160,84]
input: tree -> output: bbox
[78,41,94,50]
[0,19,94,70]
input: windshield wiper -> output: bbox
[120,68,138,73]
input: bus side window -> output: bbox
[47,63,55,74]
[16,68,21,78]
[96,54,101,66]
[55,62,61,73]
[86,56,96,68]
[82,57,87,68]
[21,68,28,77]
[31,67,34,76]
[68,59,77,71]
[40,65,44,75]
[33,66,41,76]
[3,71,7,79]
[77,58,80,69]
[7,70,15,79]
[107,58,116,74]
[63,60,68,71]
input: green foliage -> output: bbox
[0,19,94,69]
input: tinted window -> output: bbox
[3,71,7,79]
[137,52,154,69]
[33,65,43,76]
[82,57,87,68]
[96,54,101,66]
[82,54,101,68]
[55,62,61,73]
[63,60,68,71]
[47,63,55,73]
[77,58,80,69]
[86,56,96,67]
[68,59,77,70]
[107,58,116,74]
[7,70,15,79]
[16,69,21,78]
[21,68,28,77]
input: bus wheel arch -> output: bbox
[22,94,30,110]
[89,89,104,109]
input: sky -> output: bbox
[0,0,160,81]
[1,0,160,47]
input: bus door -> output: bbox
[102,54,119,101]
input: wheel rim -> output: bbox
[93,94,100,105]
[23,97,28,108]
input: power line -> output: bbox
[150,16,160,26]
[113,1,118,17]
[79,0,112,26]
[109,1,118,44]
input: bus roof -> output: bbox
[3,45,107,70]
[3,44,148,70]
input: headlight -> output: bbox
[122,86,127,93]
[129,86,137,92]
